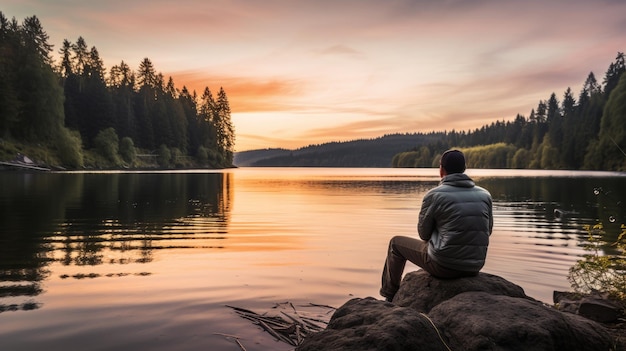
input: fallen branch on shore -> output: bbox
[212,333,248,351]
[226,302,335,347]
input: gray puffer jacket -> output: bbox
[418,173,493,272]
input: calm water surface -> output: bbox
[1,167,625,350]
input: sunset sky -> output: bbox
[4,1,626,151]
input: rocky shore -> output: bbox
[297,271,624,351]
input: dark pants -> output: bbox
[380,235,477,299]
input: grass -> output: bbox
[0,138,216,170]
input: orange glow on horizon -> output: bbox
[170,71,306,113]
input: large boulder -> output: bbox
[393,270,530,312]
[296,297,449,351]
[297,270,616,351]
[429,291,613,350]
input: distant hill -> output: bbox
[233,148,292,166]
[233,133,443,167]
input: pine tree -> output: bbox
[20,15,53,65]
[137,57,157,88]
[603,52,625,97]
[588,73,626,170]
[58,39,73,77]
[0,12,20,137]
[560,87,578,168]
[164,77,188,153]
[14,16,64,141]
[179,87,201,155]
[73,36,88,77]
[134,58,157,149]
[199,87,217,153]
[109,61,136,139]
[546,92,563,166]
[83,46,114,145]
[216,87,235,165]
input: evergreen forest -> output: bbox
[0,13,235,169]
[392,52,626,171]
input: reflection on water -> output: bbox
[0,172,233,314]
[475,174,626,299]
[479,175,626,241]
[0,168,625,351]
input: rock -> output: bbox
[297,271,617,351]
[429,291,613,351]
[553,290,583,314]
[393,270,530,312]
[578,297,621,323]
[297,297,449,351]
[554,290,623,323]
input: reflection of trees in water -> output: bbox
[477,176,626,253]
[55,172,232,265]
[0,172,232,313]
[0,268,45,313]
[0,172,70,313]
[59,272,152,279]
[0,301,42,313]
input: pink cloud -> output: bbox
[168,70,308,113]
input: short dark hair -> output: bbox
[440,149,466,174]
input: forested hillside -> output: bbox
[393,52,626,171]
[0,13,234,169]
[234,133,445,167]
[238,52,626,171]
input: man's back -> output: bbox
[418,173,493,272]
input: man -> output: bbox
[380,149,493,302]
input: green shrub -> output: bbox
[170,147,182,167]
[157,144,171,168]
[94,128,120,165]
[56,128,84,169]
[568,223,626,300]
[196,146,209,166]
[119,137,136,165]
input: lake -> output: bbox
[1,167,625,350]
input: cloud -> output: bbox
[168,70,308,112]
[315,44,364,58]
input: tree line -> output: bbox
[240,133,443,167]
[0,13,235,169]
[393,52,626,171]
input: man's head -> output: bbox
[440,149,466,175]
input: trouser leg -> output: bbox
[380,235,429,299]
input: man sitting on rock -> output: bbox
[380,149,493,302]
